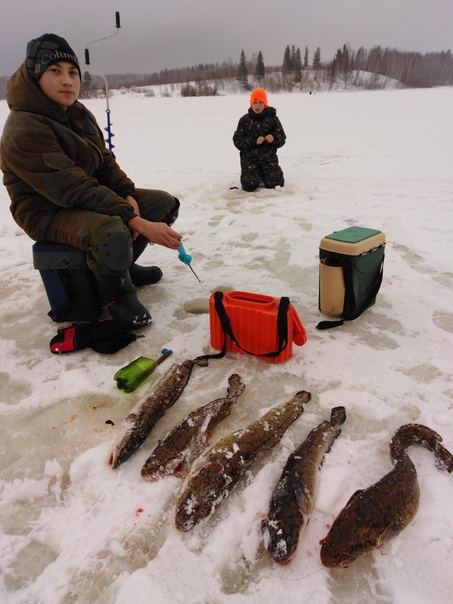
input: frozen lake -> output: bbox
[1,86,453,604]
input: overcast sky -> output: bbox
[1,0,452,77]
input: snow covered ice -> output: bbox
[1,86,453,604]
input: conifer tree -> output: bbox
[237,50,248,85]
[255,51,265,80]
[282,45,292,74]
[290,45,296,70]
[342,44,350,73]
[294,47,302,82]
[313,47,322,69]
[82,71,93,97]
[304,46,309,68]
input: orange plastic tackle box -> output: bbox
[209,291,307,363]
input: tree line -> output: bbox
[97,43,452,94]
[1,42,452,100]
[330,44,453,88]
[235,44,453,89]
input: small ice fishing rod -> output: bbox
[178,244,202,282]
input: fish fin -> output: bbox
[294,486,304,506]
[343,489,365,508]
[174,458,189,478]
[377,520,405,546]
[162,452,188,478]
[294,486,309,517]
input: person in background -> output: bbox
[0,33,182,334]
[233,88,286,192]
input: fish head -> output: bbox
[320,537,362,568]
[318,486,379,568]
[263,516,300,565]
[109,421,144,469]
[268,534,298,565]
[319,520,379,568]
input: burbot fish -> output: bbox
[174,390,311,532]
[141,373,246,480]
[109,359,207,469]
[320,423,453,568]
[263,406,346,564]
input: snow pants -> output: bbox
[42,189,179,274]
[240,157,284,192]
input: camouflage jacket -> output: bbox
[0,63,137,240]
[233,106,286,163]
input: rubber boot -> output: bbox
[94,271,152,330]
[130,235,163,286]
[126,197,180,287]
[129,263,163,286]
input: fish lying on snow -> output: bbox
[263,406,347,564]
[320,423,453,568]
[141,374,246,481]
[174,390,311,532]
[109,359,208,469]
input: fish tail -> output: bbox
[330,406,347,426]
[434,444,453,472]
[193,358,209,367]
[390,423,453,471]
[226,373,246,400]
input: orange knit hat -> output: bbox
[250,88,268,107]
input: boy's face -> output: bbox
[38,61,80,111]
[251,101,266,114]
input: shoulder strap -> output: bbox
[196,291,290,360]
[316,255,385,330]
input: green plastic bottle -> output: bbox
[114,349,172,393]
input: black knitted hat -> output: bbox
[26,34,81,82]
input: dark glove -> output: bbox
[50,320,140,354]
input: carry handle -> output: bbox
[196,291,290,361]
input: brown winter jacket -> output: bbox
[0,62,137,241]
